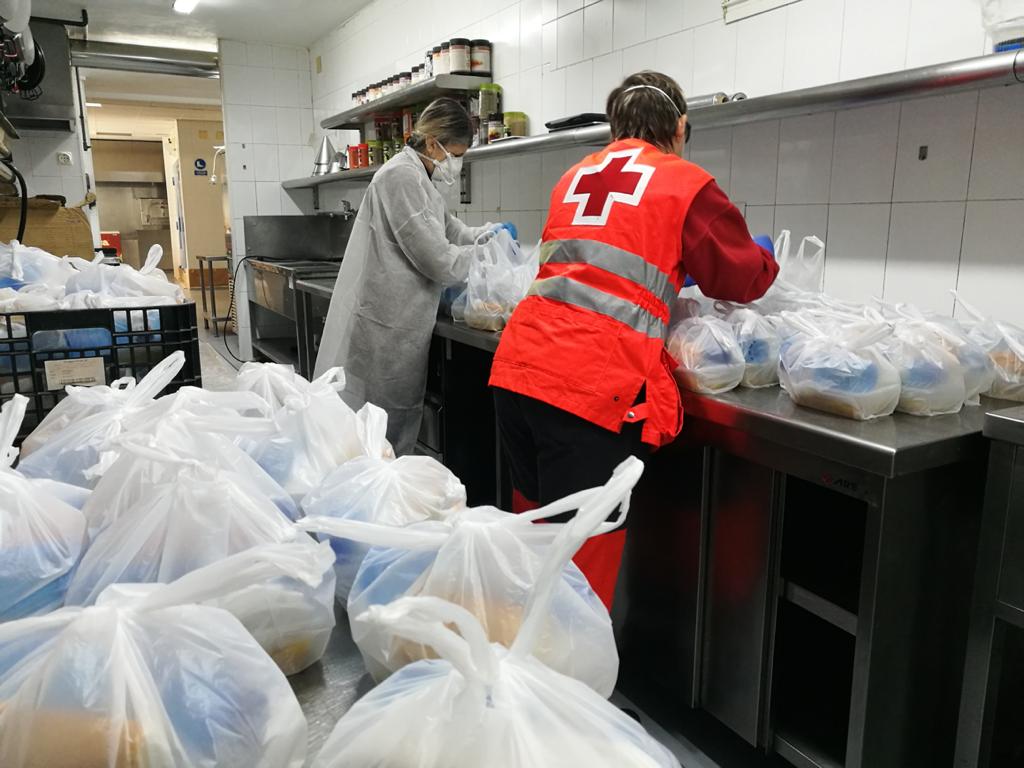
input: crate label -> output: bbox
[44,358,107,390]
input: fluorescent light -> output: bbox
[86,102,102,107]
[173,0,200,14]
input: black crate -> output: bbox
[0,302,202,440]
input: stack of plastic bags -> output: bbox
[954,292,1024,402]
[301,457,643,698]
[462,230,538,331]
[309,459,679,768]
[668,315,746,394]
[0,395,87,622]
[302,437,466,600]
[236,362,394,503]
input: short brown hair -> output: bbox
[606,71,687,151]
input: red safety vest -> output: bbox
[490,138,713,447]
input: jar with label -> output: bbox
[367,140,383,166]
[487,115,505,143]
[402,107,415,140]
[425,51,434,78]
[470,40,492,75]
[399,71,411,88]
[478,83,502,121]
[382,141,393,163]
[449,38,472,74]
[356,143,369,168]
[439,42,451,75]
[431,47,442,76]
[347,145,359,169]
[504,111,528,137]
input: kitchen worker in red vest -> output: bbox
[489,71,779,609]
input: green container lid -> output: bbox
[479,83,502,93]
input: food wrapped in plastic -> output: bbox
[463,231,538,332]
[302,453,466,600]
[881,326,967,416]
[719,306,781,388]
[236,363,394,501]
[65,417,302,606]
[300,458,644,698]
[99,540,336,677]
[17,352,187,486]
[779,314,901,420]
[0,240,77,290]
[312,595,679,768]
[0,395,86,621]
[65,245,184,302]
[0,596,307,767]
[667,316,745,394]
[954,293,1024,402]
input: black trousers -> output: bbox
[493,387,648,517]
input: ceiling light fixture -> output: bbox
[173,0,200,14]
[86,102,102,107]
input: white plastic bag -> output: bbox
[719,305,781,388]
[0,599,307,767]
[463,231,538,331]
[312,596,678,767]
[301,454,466,600]
[65,245,184,302]
[881,324,967,416]
[667,316,746,394]
[21,376,136,457]
[779,313,901,420]
[99,539,336,677]
[775,229,825,293]
[17,351,186,486]
[300,457,644,698]
[236,363,393,500]
[0,395,86,621]
[0,240,77,290]
[65,419,302,606]
[954,292,1024,402]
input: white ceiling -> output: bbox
[82,68,223,106]
[31,0,371,50]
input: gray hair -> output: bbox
[407,97,473,151]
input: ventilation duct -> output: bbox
[69,40,218,79]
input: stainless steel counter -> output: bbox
[295,277,335,301]
[433,316,501,353]
[681,388,1017,478]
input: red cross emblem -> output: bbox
[563,148,655,226]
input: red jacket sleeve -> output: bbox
[681,181,779,303]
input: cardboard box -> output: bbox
[0,197,94,258]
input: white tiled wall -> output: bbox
[218,39,317,357]
[11,131,89,204]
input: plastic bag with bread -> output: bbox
[310,460,679,768]
[0,594,306,767]
[952,291,1024,402]
[299,458,643,698]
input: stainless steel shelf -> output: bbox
[321,74,493,130]
[285,51,1024,193]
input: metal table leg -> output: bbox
[198,259,210,331]
[208,261,220,338]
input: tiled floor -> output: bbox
[189,286,244,390]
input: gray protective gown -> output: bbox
[314,146,493,455]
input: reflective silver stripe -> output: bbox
[528,276,667,340]
[540,239,678,309]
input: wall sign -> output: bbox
[194,158,208,176]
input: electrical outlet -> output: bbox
[57,151,73,167]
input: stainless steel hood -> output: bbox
[5,20,75,133]
[69,40,218,79]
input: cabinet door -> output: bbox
[997,446,1024,612]
[700,449,779,746]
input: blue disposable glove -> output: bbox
[682,274,696,288]
[753,234,775,258]
[492,222,518,240]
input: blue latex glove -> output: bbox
[682,274,696,287]
[492,222,518,240]
[753,234,775,258]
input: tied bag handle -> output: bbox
[511,457,644,661]
[124,351,186,406]
[512,484,630,536]
[0,393,27,468]
[297,515,451,552]
[360,596,500,695]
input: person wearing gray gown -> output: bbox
[315,98,514,455]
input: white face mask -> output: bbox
[419,140,462,187]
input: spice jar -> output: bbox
[439,42,451,75]
[399,71,411,88]
[449,38,472,74]
[402,107,415,141]
[367,140,383,166]
[347,145,359,169]
[431,46,442,76]
[504,111,528,137]
[470,39,492,75]
[478,83,502,120]
[355,143,368,168]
